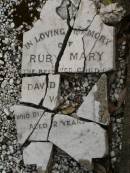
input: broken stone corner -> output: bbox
[23,142,53,172]
[77,74,110,125]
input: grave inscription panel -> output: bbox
[20,74,61,110]
[49,114,108,163]
[12,105,52,144]
[13,106,108,163]
[20,76,47,105]
[21,0,115,74]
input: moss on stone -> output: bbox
[102,0,113,5]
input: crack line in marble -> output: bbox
[20,110,46,149]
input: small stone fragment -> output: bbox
[12,105,52,144]
[77,74,110,125]
[56,0,79,21]
[20,76,46,105]
[49,114,108,165]
[0,60,4,65]
[100,3,125,25]
[3,108,10,116]
[0,53,2,58]
[23,142,53,172]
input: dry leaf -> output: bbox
[94,163,106,173]
[108,102,117,113]
[118,87,127,107]
[109,88,126,113]
[103,0,113,5]
[61,106,76,115]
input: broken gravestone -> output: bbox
[77,74,110,125]
[14,0,115,171]
[49,114,108,166]
[12,105,52,144]
[21,0,115,74]
[23,142,53,172]
[20,74,60,110]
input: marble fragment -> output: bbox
[12,105,52,144]
[77,74,110,125]
[56,0,79,21]
[100,3,125,25]
[49,114,108,164]
[71,0,81,7]
[83,15,115,73]
[20,76,46,105]
[23,142,53,172]
[73,0,97,29]
[43,74,60,110]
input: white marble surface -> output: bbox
[49,114,108,164]
[58,31,85,73]
[77,74,110,125]
[73,0,97,29]
[20,76,46,105]
[12,105,52,144]
[23,142,53,171]
[21,0,85,74]
[22,0,114,74]
[43,74,60,110]
[83,15,115,73]
[21,0,68,74]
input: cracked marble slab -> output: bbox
[49,114,108,165]
[43,74,61,110]
[21,0,85,74]
[20,76,47,105]
[83,15,115,73]
[23,142,53,172]
[77,74,110,125]
[12,105,52,144]
[21,0,115,74]
[21,0,97,74]
[58,31,85,73]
